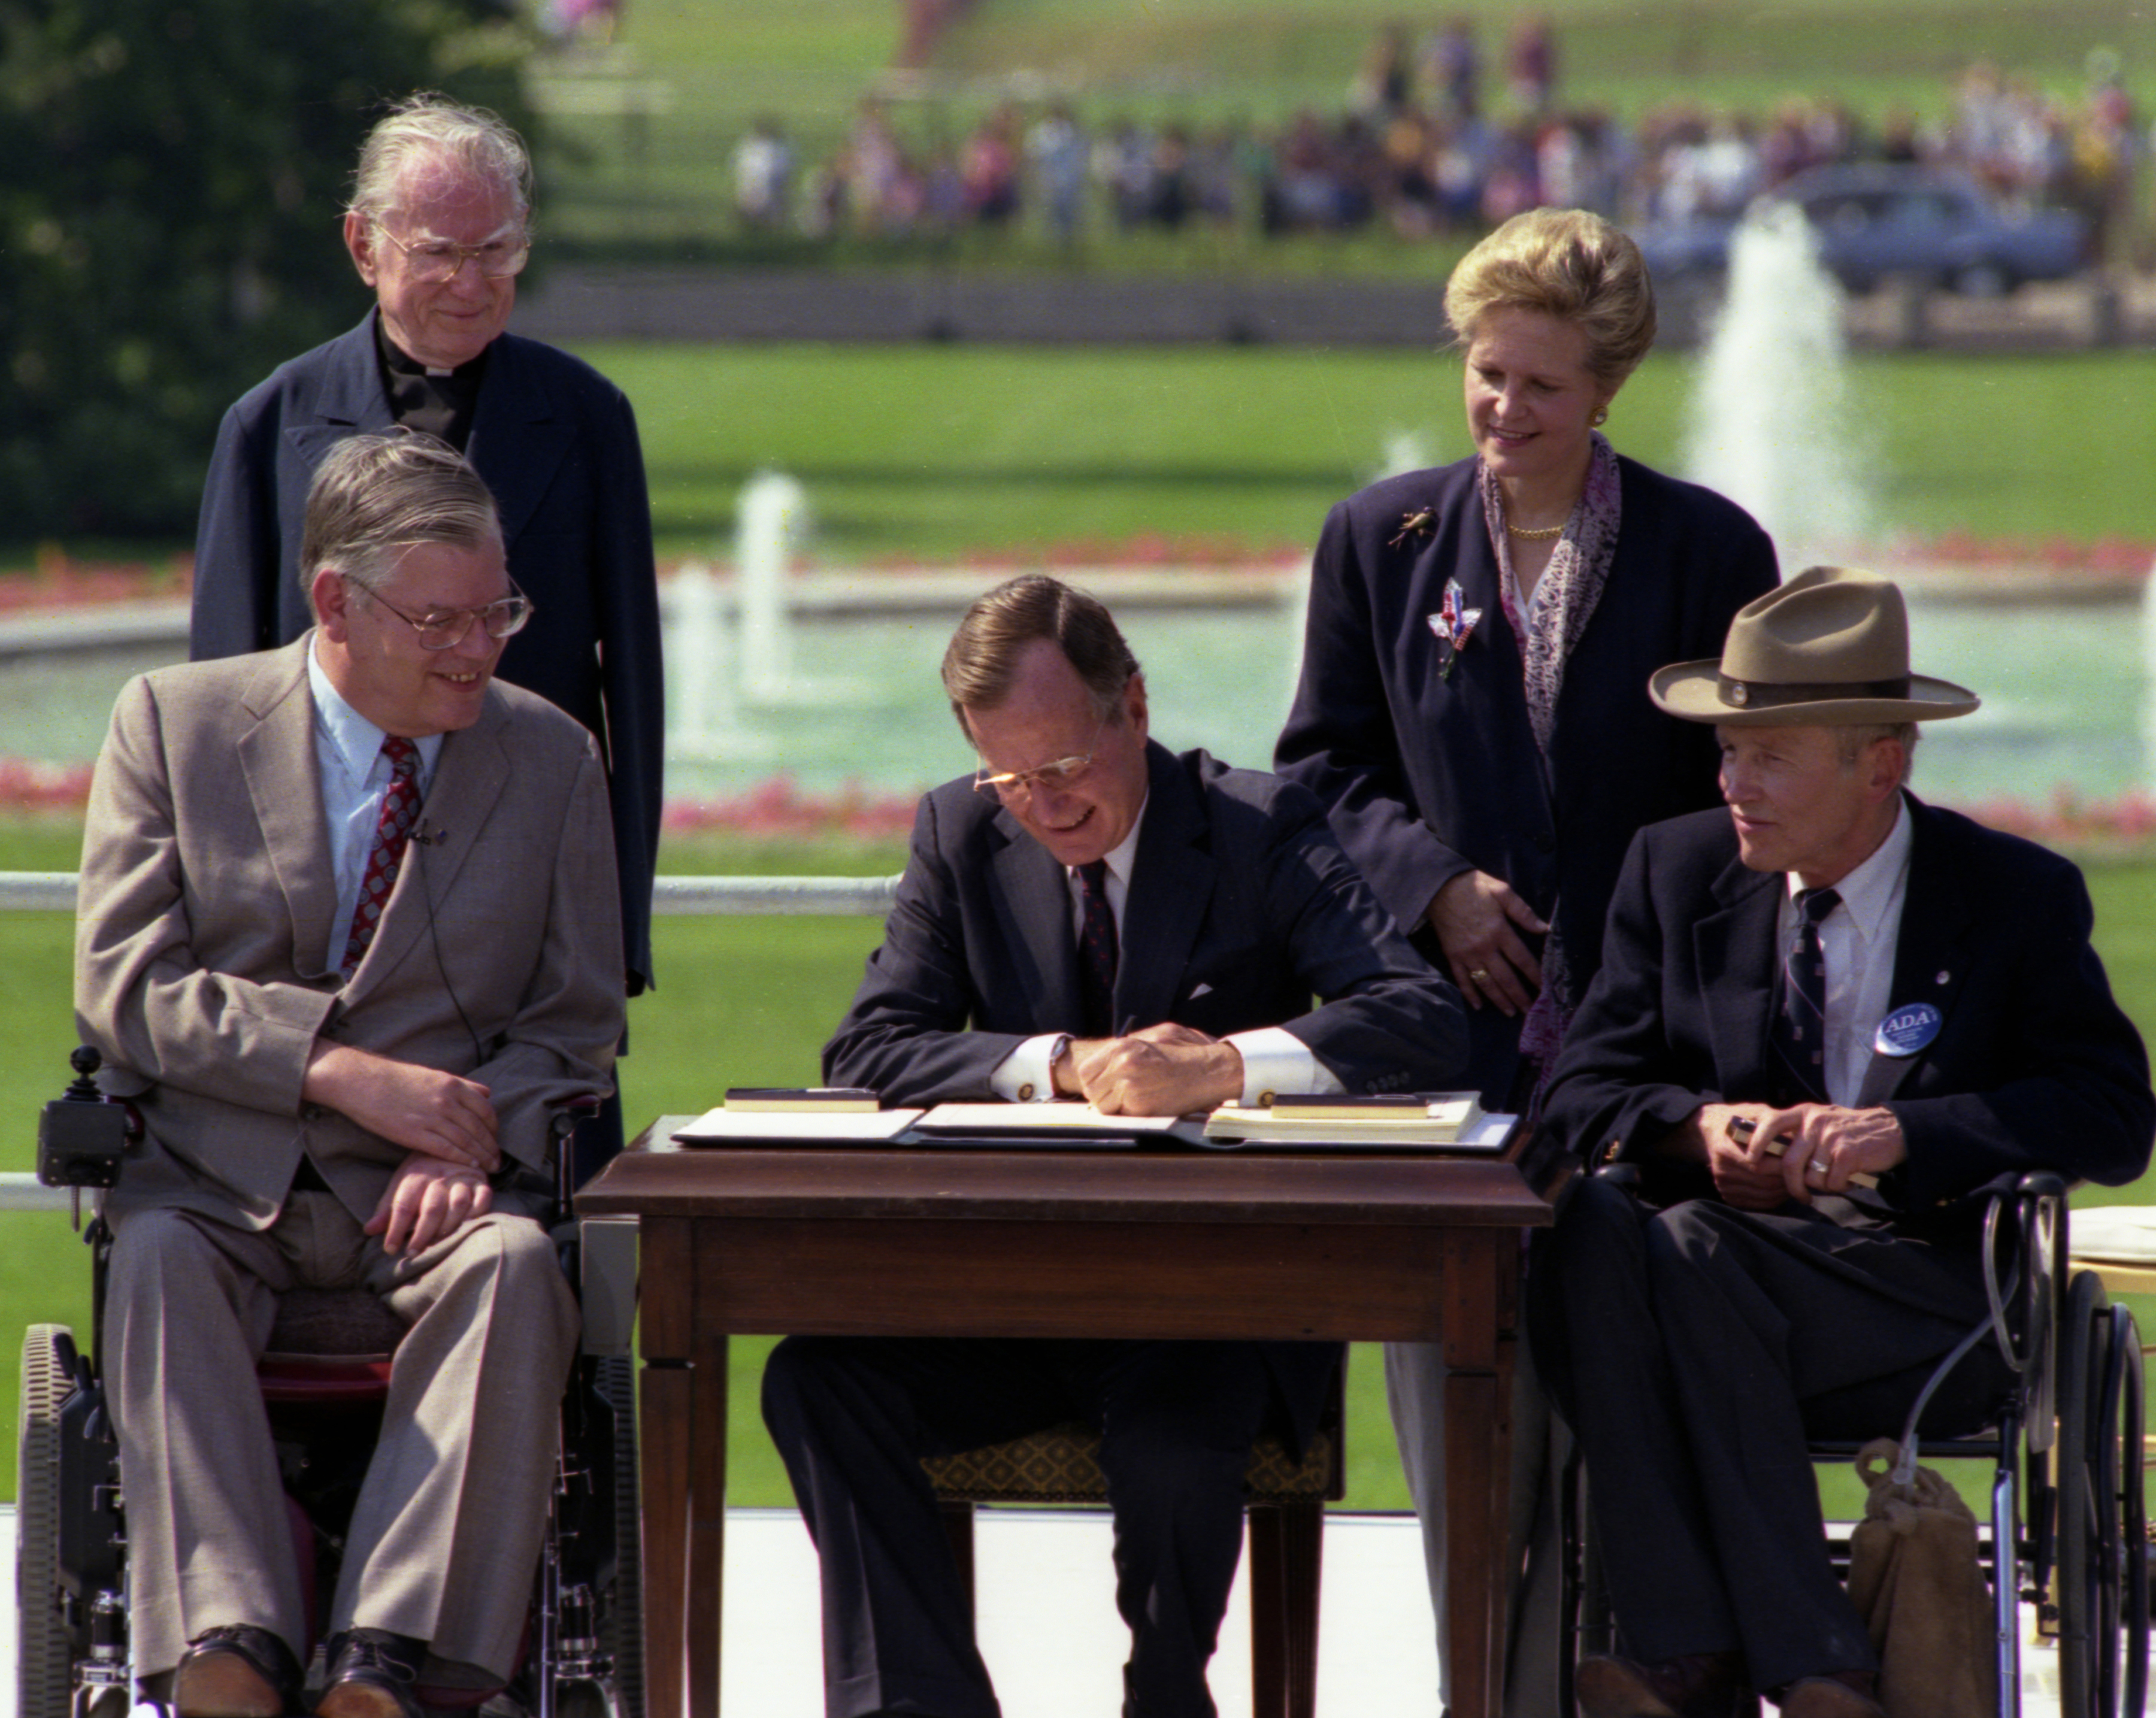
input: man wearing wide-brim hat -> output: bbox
[1526,567,2154,1718]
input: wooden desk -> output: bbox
[577,1120,1551,1718]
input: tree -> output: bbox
[0,0,534,539]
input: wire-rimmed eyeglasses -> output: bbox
[971,717,1110,801]
[358,580,535,651]
[374,223,531,284]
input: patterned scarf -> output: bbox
[1475,431,1623,1104]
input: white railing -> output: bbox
[1,869,901,1210]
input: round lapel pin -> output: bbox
[1873,1002,1943,1058]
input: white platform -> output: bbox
[0,1507,2067,1717]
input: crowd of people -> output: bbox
[729,31,2142,257]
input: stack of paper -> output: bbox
[1201,1093,1492,1149]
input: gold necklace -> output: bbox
[1505,519,1565,541]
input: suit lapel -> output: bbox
[284,317,396,471]
[341,692,514,999]
[991,811,1083,1031]
[1694,855,1783,1096]
[467,337,575,552]
[1856,800,1975,1106]
[1116,746,1213,1031]
[237,641,341,982]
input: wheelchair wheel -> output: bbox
[2057,1272,2143,1717]
[596,1355,643,1718]
[18,1325,78,1718]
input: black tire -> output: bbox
[597,1354,643,1718]
[2113,1304,2146,1717]
[18,1325,77,1718]
[2059,1271,2133,1717]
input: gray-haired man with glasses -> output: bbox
[765,574,1464,1718]
[192,92,664,1049]
[80,432,623,1718]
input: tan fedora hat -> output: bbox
[1649,565,1980,727]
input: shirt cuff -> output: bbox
[992,1034,1067,1104]
[1225,1028,1339,1108]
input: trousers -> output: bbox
[1527,1176,2014,1693]
[107,1192,580,1680]
[762,1335,1281,1718]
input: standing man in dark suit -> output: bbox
[763,574,1464,1718]
[190,92,662,1049]
[80,434,625,1718]
[1531,568,2154,1718]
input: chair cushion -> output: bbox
[263,1288,409,1359]
[922,1419,1334,1504]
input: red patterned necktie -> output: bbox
[342,736,422,976]
[1077,858,1119,1038]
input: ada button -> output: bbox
[1873,1002,1943,1058]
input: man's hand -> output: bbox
[365,1154,494,1256]
[1426,870,1548,1017]
[303,1043,499,1172]
[1059,1023,1243,1116]
[1668,1101,1907,1209]
[1667,1102,1792,1210]
[1755,1104,1907,1204]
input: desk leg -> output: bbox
[1440,1228,1519,1718]
[686,1323,729,1718]
[637,1217,708,1718]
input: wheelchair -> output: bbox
[1556,1168,2148,1718]
[16,1049,644,1718]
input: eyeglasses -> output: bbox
[358,580,534,650]
[374,224,531,284]
[972,717,1110,801]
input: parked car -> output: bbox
[1639,162,2091,297]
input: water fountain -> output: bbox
[1679,199,1872,568]
[737,469,808,704]
[665,558,771,762]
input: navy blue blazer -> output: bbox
[190,312,663,993]
[1276,454,1777,1107]
[827,741,1465,1104]
[1541,798,2154,1232]
[825,740,1467,1450]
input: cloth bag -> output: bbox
[1845,1435,1999,1718]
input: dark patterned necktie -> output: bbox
[1077,859,1119,1038]
[342,737,422,976]
[1774,886,1842,1102]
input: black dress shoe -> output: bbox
[1576,1651,1759,1718]
[176,1626,304,1718]
[314,1629,428,1718]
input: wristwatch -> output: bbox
[1046,1033,1074,1096]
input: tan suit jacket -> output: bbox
[75,634,625,1225]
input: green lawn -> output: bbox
[574,340,2156,565]
[5,818,2156,1508]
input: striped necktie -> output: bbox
[1774,885,1842,1102]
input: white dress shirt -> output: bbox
[991,797,1335,1106]
[1779,795,1912,1107]
[308,637,443,969]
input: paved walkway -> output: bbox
[1,1507,2069,1717]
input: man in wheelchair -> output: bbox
[1527,569,2155,1718]
[72,433,625,1718]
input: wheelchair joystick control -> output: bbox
[40,1047,143,1232]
